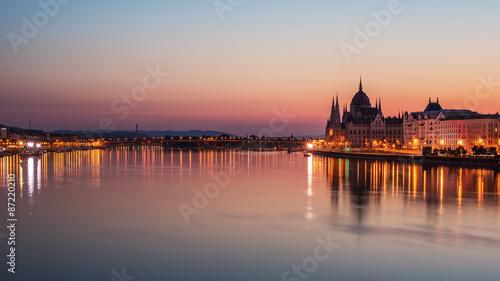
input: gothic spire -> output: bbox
[379,97,382,111]
[359,75,363,91]
[336,93,339,109]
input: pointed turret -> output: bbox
[359,75,363,91]
[326,93,342,142]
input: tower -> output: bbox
[326,93,342,142]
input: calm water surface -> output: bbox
[1,147,500,281]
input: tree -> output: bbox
[472,145,487,155]
[488,147,497,155]
[455,146,467,156]
[472,146,478,154]
[478,146,487,155]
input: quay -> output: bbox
[311,149,500,169]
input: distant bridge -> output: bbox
[102,138,312,151]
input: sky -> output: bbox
[1,0,500,136]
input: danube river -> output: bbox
[1,147,500,281]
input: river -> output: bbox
[1,147,499,281]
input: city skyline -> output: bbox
[1,0,500,136]
[1,2,500,280]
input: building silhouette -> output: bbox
[325,78,404,148]
[326,78,500,151]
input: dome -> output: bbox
[351,91,371,108]
[350,79,371,108]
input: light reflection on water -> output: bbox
[0,147,499,281]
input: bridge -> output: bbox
[101,138,312,151]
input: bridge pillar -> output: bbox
[277,142,284,151]
[242,140,249,149]
[204,140,210,149]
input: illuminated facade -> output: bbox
[325,94,344,144]
[0,127,7,139]
[325,78,403,148]
[438,114,500,150]
[403,98,500,151]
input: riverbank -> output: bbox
[0,146,105,157]
[311,149,500,169]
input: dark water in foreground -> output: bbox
[1,147,500,281]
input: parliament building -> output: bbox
[325,79,404,148]
[325,78,500,151]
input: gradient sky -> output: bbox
[1,0,499,136]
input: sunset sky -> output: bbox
[1,0,499,136]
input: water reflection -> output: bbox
[1,150,500,281]
[2,151,499,221]
[320,157,500,227]
[306,156,314,221]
